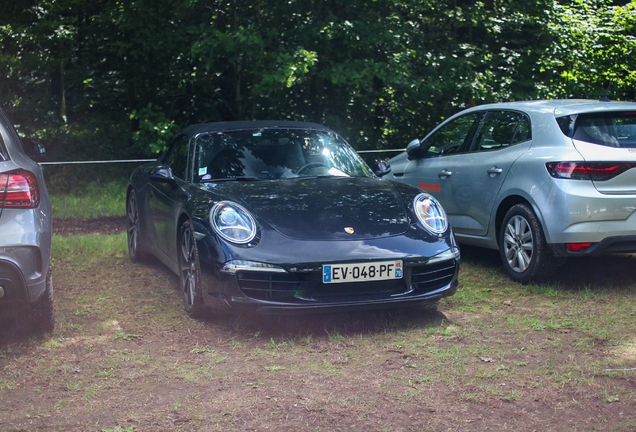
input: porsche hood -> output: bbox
[212,177,412,241]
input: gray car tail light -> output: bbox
[0,169,40,208]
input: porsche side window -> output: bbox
[165,135,189,180]
[425,113,480,157]
[470,111,531,152]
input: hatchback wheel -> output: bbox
[178,220,207,318]
[127,191,148,262]
[499,204,556,284]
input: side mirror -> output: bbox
[406,138,422,160]
[22,139,46,161]
[149,165,175,183]
[373,159,391,177]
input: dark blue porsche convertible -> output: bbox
[126,121,460,317]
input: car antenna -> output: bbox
[600,83,612,102]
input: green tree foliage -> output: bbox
[1,0,635,159]
[546,0,636,100]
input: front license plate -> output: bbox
[322,261,403,284]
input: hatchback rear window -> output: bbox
[0,136,6,161]
[557,112,636,148]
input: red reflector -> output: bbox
[418,182,441,193]
[0,169,40,208]
[566,243,593,253]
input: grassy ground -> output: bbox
[0,230,635,431]
[2,186,636,430]
[49,180,127,219]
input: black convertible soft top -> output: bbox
[181,120,332,138]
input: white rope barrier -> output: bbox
[39,149,405,165]
[40,159,156,165]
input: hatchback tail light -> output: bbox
[546,162,636,181]
[0,169,40,208]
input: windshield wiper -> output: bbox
[200,176,260,183]
[296,174,348,179]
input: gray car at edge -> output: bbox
[387,99,636,283]
[0,107,54,335]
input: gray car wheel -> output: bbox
[27,266,55,335]
[126,191,148,263]
[499,204,556,284]
[178,220,207,318]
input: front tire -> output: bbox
[499,204,556,284]
[178,220,207,318]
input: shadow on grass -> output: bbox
[137,256,453,340]
[458,244,502,270]
[459,244,636,291]
[203,306,449,341]
[547,254,636,290]
[0,308,48,346]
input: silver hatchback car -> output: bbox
[387,99,636,283]
[0,107,53,335]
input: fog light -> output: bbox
[566,243,593,253]
[0,286,4,299]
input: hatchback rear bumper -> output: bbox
[551,235,636,257]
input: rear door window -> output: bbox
[469,110,531,152]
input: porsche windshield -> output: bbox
[193,128,374,182]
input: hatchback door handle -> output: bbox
[487,166,503,177]
[438,169,452,179]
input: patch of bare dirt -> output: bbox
[53,216,126,236]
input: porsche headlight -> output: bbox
[210,201,257,244]
[413,194,448,234]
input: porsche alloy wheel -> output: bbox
[499,203,556,284]
[126,192,148,262]
[178,220,207,318]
